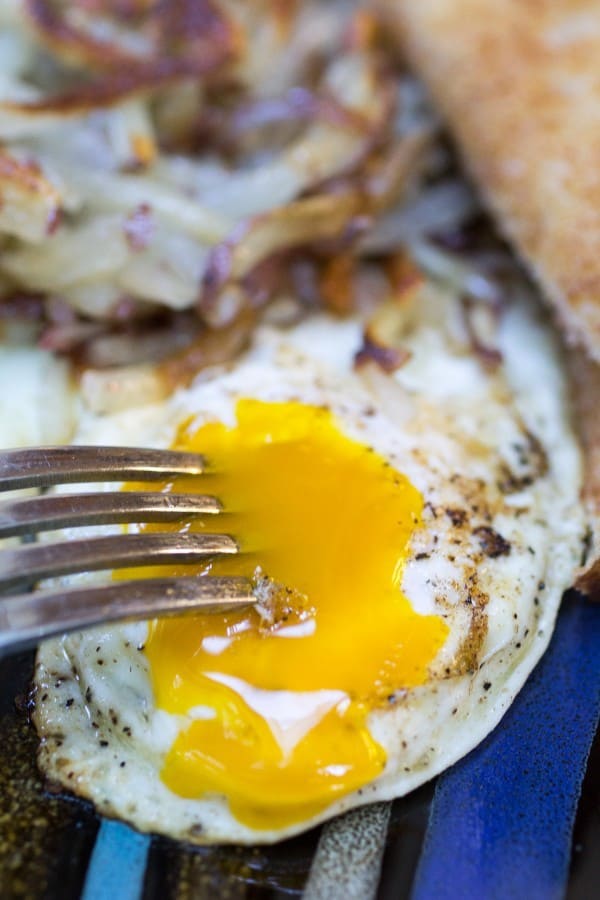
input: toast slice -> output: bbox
[382,0,600,362]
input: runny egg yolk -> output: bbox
[137,399,447,829]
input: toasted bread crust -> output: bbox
[382,0,600,363]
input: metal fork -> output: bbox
[0,446,254,655]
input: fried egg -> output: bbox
[31,276,586,843]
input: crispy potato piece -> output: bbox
[0,148,61,242]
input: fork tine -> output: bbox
[0,532,238,591]
[0,446,206,492]
[0,575,254,656]
[0,491,221,538]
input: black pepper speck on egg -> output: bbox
[446,508,467,526]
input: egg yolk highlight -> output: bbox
[135,399,447,829]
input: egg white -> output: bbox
[31,277,586,844]
[0,343,75,447]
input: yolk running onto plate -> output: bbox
[131,399,447,829]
